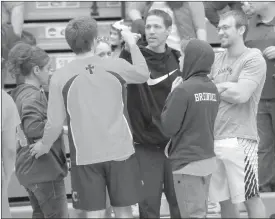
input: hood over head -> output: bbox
[181,39,214,80]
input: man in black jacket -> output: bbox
[161,39,220,218]
[120,9,181,218]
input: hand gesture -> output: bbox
[171,77,183,92]
[30,140,51,159]
[121,29,141,47]
[112,19,130,32]
[263,46,275,60]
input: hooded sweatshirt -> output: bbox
[10,84,68,187]
[120,45,181,148]
[161,39,220,171]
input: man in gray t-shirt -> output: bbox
[208,10,267,218]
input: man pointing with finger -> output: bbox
[30,17,150,218]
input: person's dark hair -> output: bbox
[145,9,173,28]
[220,10,248,39]
[21,30,37,46]
[109,24,126,50]
[7,43,50,78]
[65,17,98,54]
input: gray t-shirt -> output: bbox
[210,48,266,141]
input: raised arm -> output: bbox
[110,30,150,84]
[127,2,147,21]
[189,2,207,41]
[9,2,25,37]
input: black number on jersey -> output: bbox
[86,64,94,74]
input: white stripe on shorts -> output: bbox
[238,138,259,201]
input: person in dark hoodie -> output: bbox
[120,9,181,218]
[8,42,68,218]
[160,39,220,218]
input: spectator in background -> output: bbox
[95,38,112,58]
[2,2,24,37]
[128,1,207,51]
[1,24,21,60]
[243,1,275,193]
[204,2,243,27]
[109,20,126,58]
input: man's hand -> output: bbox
[215,82,231,94]
[171,77,183,92]
[30,140,51,159]
[263,46,275,60]
[112,19,131,32]
[121,29,141,47]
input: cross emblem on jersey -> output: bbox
[85,64,94,74]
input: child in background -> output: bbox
[95,37,112,58]
[8,43,69,218]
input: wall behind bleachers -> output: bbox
[4,1,125,88]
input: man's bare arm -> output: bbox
[217,80,258,104]
[10,3,24,37]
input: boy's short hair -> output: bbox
[220,10,248,39]
[65,17,98,54]
[145,9,172,28]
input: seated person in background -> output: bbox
[2,1,24,37]
[109,20,127,58]
[95,37,112,58]
[204,2,243,27]
[128,1,207,50]
[9,43,69,218]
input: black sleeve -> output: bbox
[119,49,133,64]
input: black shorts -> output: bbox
[70,154,144,211]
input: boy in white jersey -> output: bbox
[30,17,150,218]
[208,10,266,218]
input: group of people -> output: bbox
[1,1,275,219]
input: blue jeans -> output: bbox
[257,99,275,192]
[26,179,68,218]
